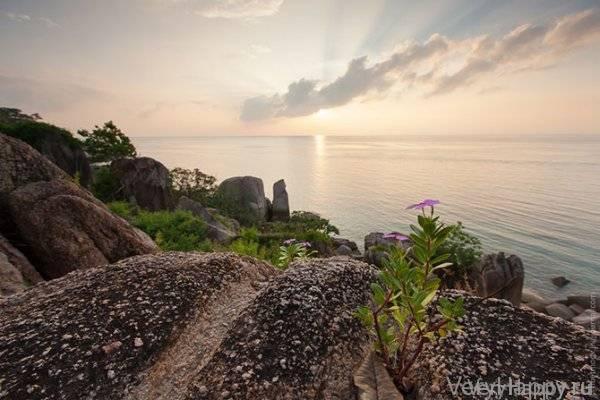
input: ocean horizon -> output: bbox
[133,134,600,298]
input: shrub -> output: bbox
[228,227,262,258]
[289,211,339,235]
[437,222,482,274]
[170,168,217,205]
[92,166,121,202]
[78,121,137,163]
[356,199,464,392]
[0,120,82,150]
[276,239,317,269]
[107,202,208,252]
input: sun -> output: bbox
[315,109,331,119]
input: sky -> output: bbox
[1,0,600,136]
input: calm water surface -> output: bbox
[134,135,600,297]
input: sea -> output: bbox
[133,135,600,298]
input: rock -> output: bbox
[521,288,547,304]
[0,253,376,400]
[526,300,550,313]
[364,247,391,268]
[332,237,360,254]
[473,252,524,307]
[410,292,597,400]
[0,252,277,399]
[177,196,237,243]
[0,252,25,296]
[567,294,599,311]
[216,176,269,223]
[569,303,585,315]
[551,276,570,288]
[335,244,353,256]
[8,179,158,279]
[111,157,174,211]
[187,257,376,399]
[572,309,600,330]
[271,179,290,221]
[0,133,68,233]
[544,303,576,321]
[364,232,397,250]
[0,234,43,296]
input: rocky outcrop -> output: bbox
[35,130,93,187]
[8,179,158,279]
[186,257,375,399]
[472,252,524,306]
[271,179,290,221]
[0,253,376,400]
[521,290,599,328]
[0,252,277,399]
[177,196,238,243]
[111,157,174,211]
[410,292,597,400]
[0,133,68,233]
[216,176,269,223]
[0,234,43,295]
[332,237,360,256]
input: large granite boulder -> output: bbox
[177,196,238,243]
[472,252,524,306]
[111,157,174,211]
[0,253,375,400]
[410,292,597,399]
[8,179,158,279]
[0,234,43,296]
[216,176,269,223]
[271,179,290,221]
[0,133,68,233]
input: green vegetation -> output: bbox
[356,202,464,392]
[170,167,217,205]
[437,222,482,274]
[91,166,120,202]
[0,107,41,125]
[108,201,210,251]
[78,121,137,163]
[276,240,317,269]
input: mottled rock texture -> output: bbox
[271,179,290,221]
[0,234,43,296]
[111,157,174,211]
[411,292,597,400]
[8,179,158,279]
[0,252,277,400]
[186,256,376,399]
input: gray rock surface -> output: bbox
[0,252,25,296]
[8,179,158,279]
[411,292,598,400]
[111,157,174,211]
[0,234,43,296]
[567,294,599,311]
[271,179,290,221]
[551,276,570,288]
[177,196,238,243]
[335,244,353,256]
[473,252,524,306]
[0,252,277,400]
[216,176,269,223]
[332,237,360,255]
[0,253,376,400]
[544,303,576,321]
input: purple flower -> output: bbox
[383,232,410,242]
[406,199,440,210]
[283,239,296,246]
[300,241,311,248]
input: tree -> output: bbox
[0,107,41,125]
[170,168,217,205]
[78,121,137,163]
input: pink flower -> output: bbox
[406,199,440,210]
[383,232,410,241]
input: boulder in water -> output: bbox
[473,252,524,306]
[271,179,290,221]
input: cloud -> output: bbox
[0,11,59,27]
[241,8,600,121]
[193,0,284,19]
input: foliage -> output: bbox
[437,222,482,274]
[356,202,464,391]
[0,119,81,149]
[107,202,209,251]
[0,107,41,125]
[276,239,317,269]
[92,166,121,202]
[78,121,137,163]
[289,211,339,235]
[170,167,217,205]
[228,227,264,258]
